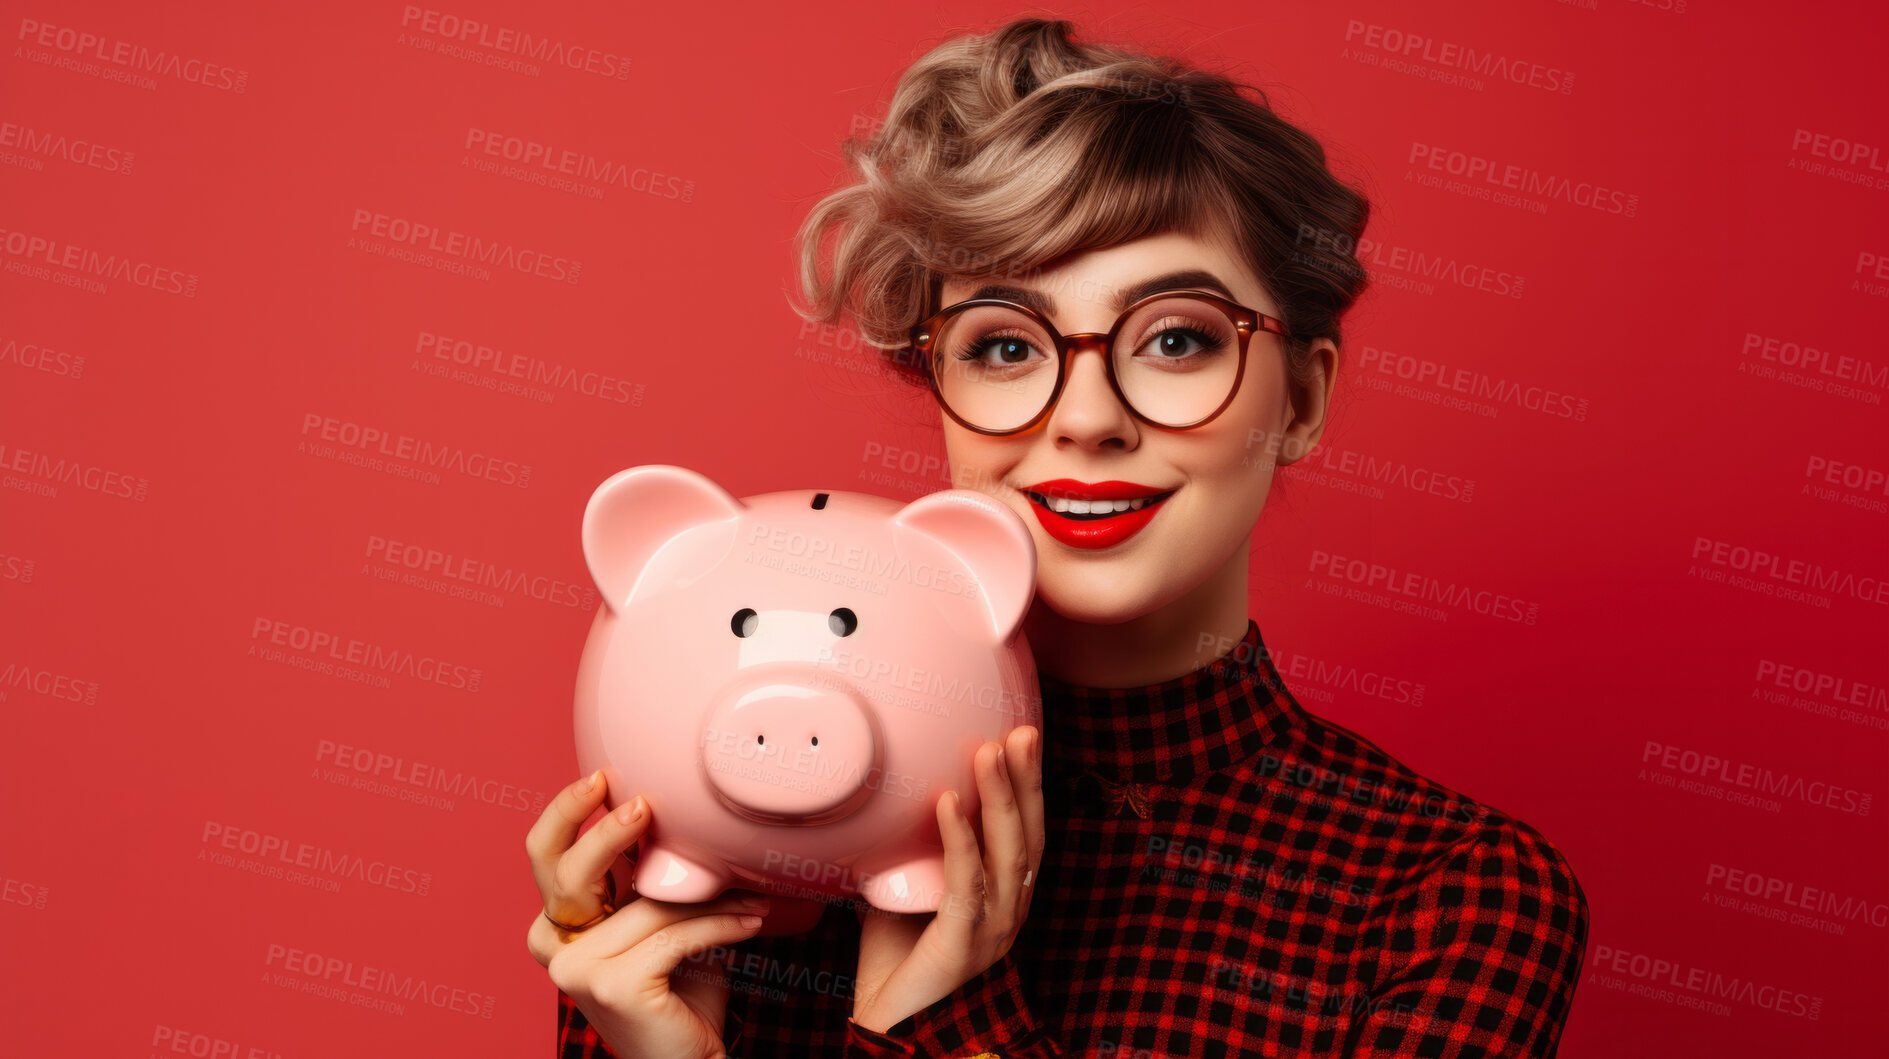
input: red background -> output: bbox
[4,1,1885,1055]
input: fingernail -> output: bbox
[738,914,765,928]
[994,745,1010,784]
[739,893,772,911]
[616,795,645,825]
[954,790,968,821]
[580,770,598,793]
[1028,727,1040,767]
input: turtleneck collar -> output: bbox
[1034,617,1302,787]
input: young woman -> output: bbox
[527,18,1589,1058]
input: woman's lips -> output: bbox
[1022,488,1177,518]
[1021,487,1177,549]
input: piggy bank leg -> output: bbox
[632,843,735,903]
[856,854,948,915]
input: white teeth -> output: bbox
[1045,495,1151,514]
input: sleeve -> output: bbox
[555,987,749,1057]
[841,948,1065,1058]
[1345,821,1590,1058]
[557,987,618,1058]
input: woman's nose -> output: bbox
[1046,334,1135,440]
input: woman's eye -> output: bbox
[1137,326,1226,363]
[829,608,857,636]
[956,336,1041,366]
[731,608,758,637]
[1144,329,1205,358]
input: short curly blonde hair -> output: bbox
[789,17,1372,394]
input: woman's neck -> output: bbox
[1021,542,1250,689]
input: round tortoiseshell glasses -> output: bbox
[909,289,1291,435]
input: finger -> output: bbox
[602,912,770,999]
[854,901,926,1004]
[670,942,737,1018]
[1009,726,1046,894]
[526,908,563,968]
[933,789,985,948]
[569,888,773,963]
[525,771,607,895]
[551,890,769,1000]
[555,794,649,906]
[974,740,1027,933]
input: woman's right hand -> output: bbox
[525,770,772,1059]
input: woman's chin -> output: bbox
[1030,572,1157,626]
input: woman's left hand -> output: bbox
[851,724,1045,1033]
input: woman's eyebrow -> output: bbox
[966,269,1238,320]
[966,282,1056,317]
[1112,269,1237,311]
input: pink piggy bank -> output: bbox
[572,464,1041,916]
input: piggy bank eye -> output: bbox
[828,608,857,636]
[731,608,758,637]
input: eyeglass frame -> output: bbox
[908,288,1292,437]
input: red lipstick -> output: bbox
[1018,479,1177,550]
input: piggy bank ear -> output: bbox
[582,465,745,612]
[891,490,1037,644]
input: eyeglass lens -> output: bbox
[930,294,1243,432]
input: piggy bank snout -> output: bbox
[701,674,880,825]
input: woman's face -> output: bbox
[934,229,1336,626]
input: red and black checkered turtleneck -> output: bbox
[557,618,1589,1057]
